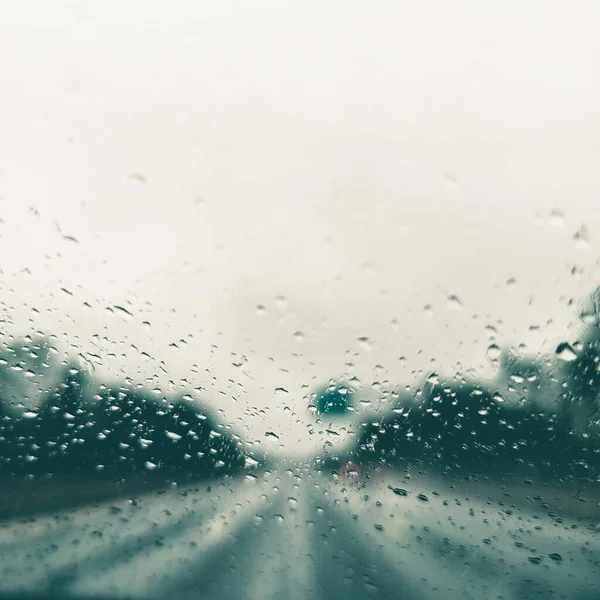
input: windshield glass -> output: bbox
[1,2,599,599]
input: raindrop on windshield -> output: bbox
[555,342,578,362]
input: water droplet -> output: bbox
[293,331,304,341]
[245,456,259,468]
[555,342,577,362]
[417,493,429,502]
[265,431,279,439]
[256,305,266,316]
[23,411,38,419]
[581,312,597,325]
[145,461,158,470]
[287,497,298,511]
[442,173,459,191]
[142,320,151,330]
[447,294,463,309]
[166,431,182,441]
[506,277,517,289]
[114,305,133,319]
[357,336,373,351]
[573,226,589,249]
[549,210,565,228]
[571,265,584,279]
[548,553,562,562]
[391,487,408,496]
[486,344,501,361]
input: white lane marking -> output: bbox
[316,474,508,599]
[69,476,274,598]
[0,479,249,592]
[240,472,316,600]
[0,481,208,545]
[320,473,600,599]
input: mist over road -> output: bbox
[1,466,598,600]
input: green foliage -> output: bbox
[351,377,593,478]
[314,383,353,416]
[0,359,246,480]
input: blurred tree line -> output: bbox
[339,287,600,480]
[1,288,599,483]
[0,342,247,481]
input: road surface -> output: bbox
[0,466,598,600]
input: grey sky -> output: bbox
[1,1,599,454]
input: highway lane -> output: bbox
[0,467,598,600]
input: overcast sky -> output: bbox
[1,1,599,455]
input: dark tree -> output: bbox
[313,382,353,416]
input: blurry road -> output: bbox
[0,467,598,600]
